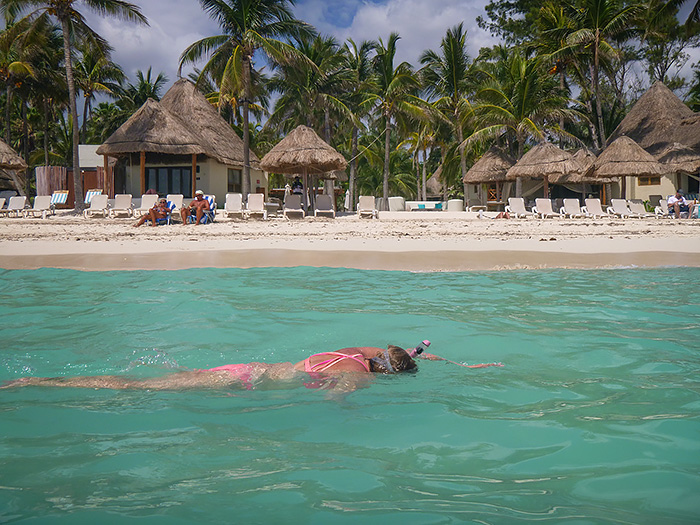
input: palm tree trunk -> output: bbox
[382,113,390,210]
[44,100,50,167]
[349,126,358,212]
[22,100,30,195]
[323,107,332,197]
[61,17,84,209]
[5,83,12,144]
[516,132,524,198]
[584,94,600,151]
[81,94,90,143]
[593,31,606,146]
[241,55,252,202]
[422,149,428,201]
[414,153,420,198]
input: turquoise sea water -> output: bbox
[0,266,699,524]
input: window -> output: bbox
[228,168,242,193]
[145,167,192,195]
[638,176,661,186]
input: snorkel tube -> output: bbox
[409,340,503,369]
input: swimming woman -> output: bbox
[1,345,419,391]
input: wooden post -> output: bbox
[103,155,110,197]
[140,151,146,195]
[192,154,197,196]
[543,176,549,198]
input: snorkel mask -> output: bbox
[408,340,431,358]
[370,350,395,373]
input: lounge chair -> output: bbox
[23,195,53,219]
[0,196,27,217]
[582,198,610,218]
[283,194,305,219]
[246,193,267,220]
[358,195,378,218]
[654,200,673,218]
[607,199,632,218]
[627,200,654,218]
[84,189,102,205]
[83,194,109,218]
[505,197,534,218]
[648,194,663,209]
[223,193,245,219]
[0,198,5,211]
[560,198,585,218]
[388,196,406,211]
[146,200,176,225]
[533,198,559,219]
[134,194,158,217]
[314,194,335,218]
[109,194,133,218]
[50,190,69,211]
[166,194,184,215]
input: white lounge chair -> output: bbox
[358,195,378,218]
[314,194,335,218]
[0,195,27,217]
[166,194,184,215]
[505,197,534,218]
[533,198,558,219]
[83,194,109,218]
[607,199,631,218]
[560,198,585,218]
[654,200,673,218]
[627,200,654,218]
[109,194,133,218]
[246,193,267,220]
[223,193,245,219]
[134,194,158,217]
[0,198,5,211]
[23,195,53,219]
[388,196,406,211]
[283,194,305,219]
[582,198,610,218]
[84,189,103,205]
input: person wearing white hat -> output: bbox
[180,189,210,225]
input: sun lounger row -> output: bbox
[503,197,663,219]
[221,193,337,220]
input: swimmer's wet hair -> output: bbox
[369,345,417,374]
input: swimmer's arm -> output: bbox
[419,352,445,361]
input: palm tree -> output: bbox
[466,50,583,196]
[567,0,640,145]
[179,0,314,201]
[367,33,426,209]
[420,23,476,191]
[74,44,125,142]
[3,0,148,208]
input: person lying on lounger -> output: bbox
[180,189,210,225]
[133,198,170,227]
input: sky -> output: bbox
[84,0,500,92]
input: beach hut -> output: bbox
[506,142,581,199]
[588,136,667,199]
[0,138,28,195]
[463,147,514,205]
[655,142,700,175]
[97,79,264,204]
[260,125,347,211]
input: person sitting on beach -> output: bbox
[291,177,303,195]
[133,197,170,227]
[180,189,210,225]
[668,189,695,219]
[2,345,419,391]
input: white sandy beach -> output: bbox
[1,210,699,271]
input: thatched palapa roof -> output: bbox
[674,113,700,152]
[97,79,259,167]
[548,148,610,184]
[463,147,514,183]
[260,125,347,174]
[506,142,581,181]
[0,138,27,170]
[655,142,700,174]
[607,81,695,155]
[589,136,667,178]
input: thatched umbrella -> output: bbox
[260,125,347,210]
[463,147,514,184]
[655,142,700,175]
[607,81,694,156]
[0,138,28,195]
[506,142,581,197]
[548,148,612,184]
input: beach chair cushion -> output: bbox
[246,193,268,219]
[50,190,69,206]
[84,189,103,205]
[83,194,109,218]
[109,194,134,218]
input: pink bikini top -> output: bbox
[304,352,370,373]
